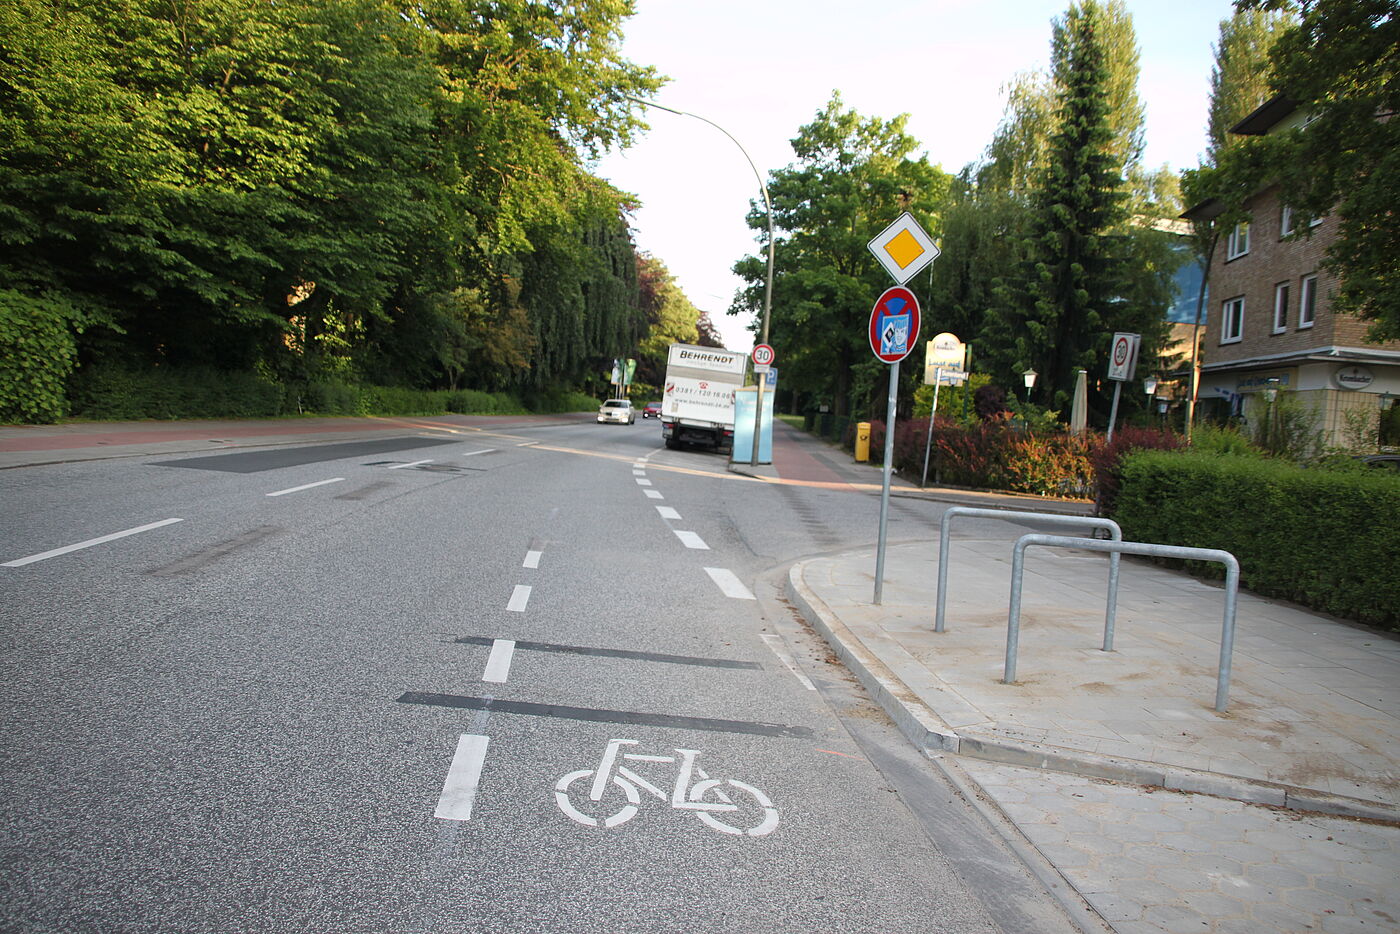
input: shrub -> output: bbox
[0,290,78,424]
[70,366,283,419]
[1090,426,1182,516]
[1114,449,1400,629]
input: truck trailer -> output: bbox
[660,343,748,452]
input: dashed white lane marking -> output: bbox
[644,490,664,500]
[516,441,538,447]
[507,585,532,612]
[523,550,542,569]
[266,478,345,497]
[3,518,185,568]
[482,639,516,683]
[655,506,681,520]
[761,634,817,691]
[435,734,490,821]
[704,567,755,600]
[461,448,497,457]
[388,459,432,469]
[632,470,646,476]
[673,530,709,550]
[635,478,653,486]
[632,461,645,468]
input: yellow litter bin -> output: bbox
[855,422,871,462]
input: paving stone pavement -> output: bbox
[749,420,1400,934]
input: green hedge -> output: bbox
[1114,450,1400,629]
[66,366,599,421]
[0,290,78,424]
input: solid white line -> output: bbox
[3,518,184,568]
[655,506,681,520]
[461,448,497,457]
[435,734,490,821]
[266,478,344,497]
[523,550,542,569]
[761,634,817,691]
[673,530,709,550]
[635,478,652,486]
[388,459,432,469]
[643,490,664,500]
[507,584,532,612]
[704,567,755,600]
[482,639,516,683]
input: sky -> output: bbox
[592,0,1239,354]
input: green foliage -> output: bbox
[1248,390,1324,461]
[635,254,700,388]
[64,365,599,420]
[68,366,286,420]
[0,0,658,406]
[913,373,992,425]
[732,93,952,418]
[1114,449,1400,628]
[0,289,78,423]
[1207,8,1291,160]
[1190,423,1262,457]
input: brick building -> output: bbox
[1183,97,1400,449]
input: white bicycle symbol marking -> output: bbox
[554,739,779,836]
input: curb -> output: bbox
[786,561,1400,825]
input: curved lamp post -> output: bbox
[623,96,774,468]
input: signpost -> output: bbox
[867,212,939,603]
[1105,332,1140,442]
[921,333,966,487]
[738,345,777,466]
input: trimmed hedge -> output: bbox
[0,290,78,424]
[65,365,599,421]
[1113,450,1400,629]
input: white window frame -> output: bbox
[1280,206,1295,238]
[1226,221,1250,260]
[1222,297,1244,344]
[1309,213,1324,229]
[1299,275,1318,328]
[1273,282,1290,333]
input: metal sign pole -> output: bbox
[921,366,941,488]
[1106,380,1123,443]
[874,359,900,605]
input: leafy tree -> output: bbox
[981,0,1157,414]
[732,93,951,417]
[635,255,700,386]
[1207,8,1293,158]
[1234,0,1400,341]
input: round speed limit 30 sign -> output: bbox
[751,344,775,366]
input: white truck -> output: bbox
[660,343,748,452]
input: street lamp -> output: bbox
[623,95,774,469]
[1022,369,1037,403]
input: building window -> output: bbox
[1280,206,1295,237]
[1273,282,1290,333]
[1309,213,1324,229]
[1299,275,1318,328]
[1226,221,1250,260]
[1222,297,1244,343]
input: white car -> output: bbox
[597,399,635,425]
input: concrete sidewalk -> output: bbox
[751,420,1400,933]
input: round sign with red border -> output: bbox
[868,286,921,364]
[752,343,775,366]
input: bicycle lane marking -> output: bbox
[481,640,516,683]
[435,734,490,821]
[760,634,816,691]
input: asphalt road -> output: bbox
[1,418,1093,933]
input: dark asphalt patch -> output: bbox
[147,526,281,577]
[150,436,461,473]
[396,692,812,739]
[452,636,763,670]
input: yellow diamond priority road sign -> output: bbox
[867,212,940,284]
